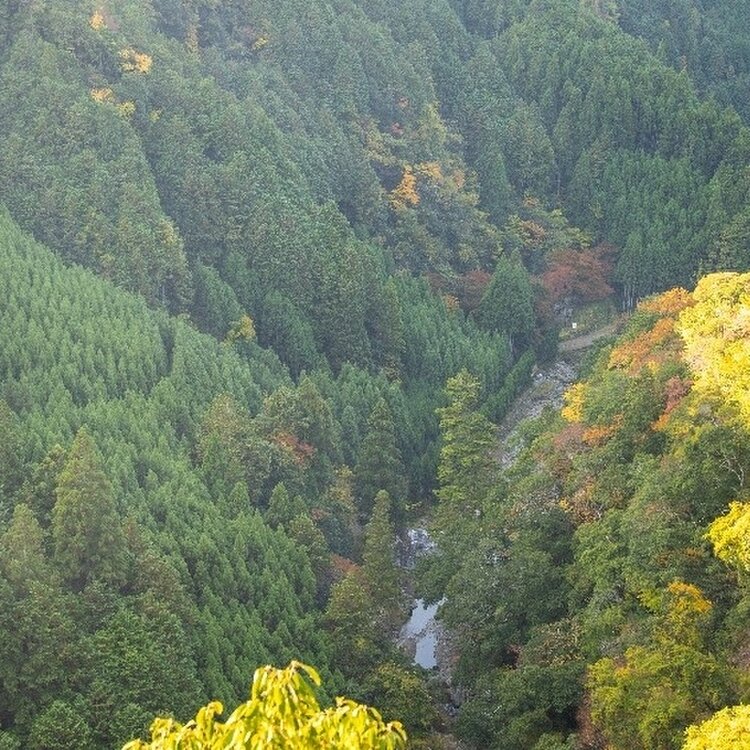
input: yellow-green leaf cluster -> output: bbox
[707,501,750,573]
[123,661,407,750]
[678,272,750,426]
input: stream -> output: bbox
[401,599,441,669]
[397,338,607,675]
[397,528,447,672]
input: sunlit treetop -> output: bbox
[123,661,407,750]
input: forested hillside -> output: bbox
[425,275,750,749]
[2,0,750,748]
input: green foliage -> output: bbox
[355,400,408,518]
[362,491,404,631]
[477,253,535,347]
[52,429,128,590]
[437,280,750,747]
[360,663,438,737]
[4,0,750,746]
[434,370,496,560]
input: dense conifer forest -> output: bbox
[1,0,750,748]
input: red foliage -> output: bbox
[329,555,359,586]
[652,376,693,431]
[455,270,492,312]
[548,423,586,479]
[424,272,448,294]
[541,243,616,305]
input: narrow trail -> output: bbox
[559,322,618,352]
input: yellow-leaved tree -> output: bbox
[123,661,407,750]
[707,501,750,574]
[683,704,750,749]
[678,272,750,425]
[686,498,750,749]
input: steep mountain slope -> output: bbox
[427,275,750,749]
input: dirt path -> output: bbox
[559,322,618,352]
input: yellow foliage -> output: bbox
[89,10,106,30]
[707,501,750,573]
[390,166,420,209]
[90,87,115,103]
[117,101,135,119]
[683,704,750,750]
[123,661,407,750]
[656,580,713,649]
[416,161,443,182]
[442,294,459,313]
[119,47,153,74]
[224,314,256,345]
[678,272,750,426]
[186,23,199,52]
[561,383,587,423]
[252,35,270,51]
[665,581,712,618]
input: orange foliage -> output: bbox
[608,318,680,374]
[329,554,359,586]
[639,287,694,316]
[389,166,419,209]
[652,376,693,431]
[582,417,622,447]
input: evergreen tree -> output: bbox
[0,504,49,594]
[354,399,407,519]
[362,490,403,632]
[434,370,496,562]
[0,400,22,504]
[477,253,535,351]
[52,429,128,591]
[265,483,307,530]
